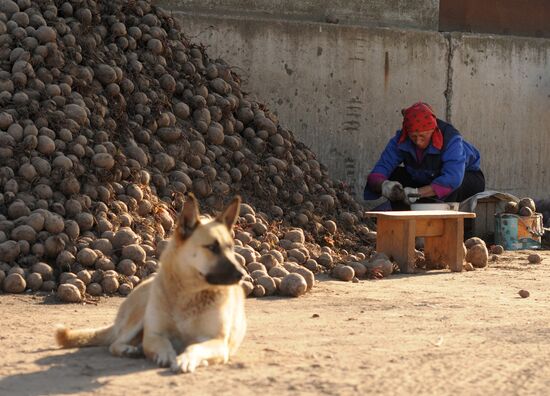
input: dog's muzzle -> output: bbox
[205,259,245,285]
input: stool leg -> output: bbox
[424,218,464,272]
[376,218,416,274]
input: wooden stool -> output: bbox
[366,210,476,273]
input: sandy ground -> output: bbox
[1,250,550,396]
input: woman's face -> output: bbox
[409,129,434,149]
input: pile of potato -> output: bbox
[502,197,537,217]
[0,0,375,301]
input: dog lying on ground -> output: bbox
[55,194,247,373]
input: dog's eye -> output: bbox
[205,241,220,254]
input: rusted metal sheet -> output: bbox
[440,0,550,38]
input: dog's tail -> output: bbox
[55,324,115,348]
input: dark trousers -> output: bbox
[388,167,485,237]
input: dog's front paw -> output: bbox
[171,352,208,373]
[152,350,177,368]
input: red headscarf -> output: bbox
[398,102,443,150]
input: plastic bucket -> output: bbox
[494,213,543,250]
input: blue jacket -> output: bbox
[364,119,481,200]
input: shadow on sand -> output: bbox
[0,346,158,395]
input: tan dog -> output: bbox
[55,194,247,373]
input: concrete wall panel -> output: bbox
[450,34,550,198]
[159,0,439,30]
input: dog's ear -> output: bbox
[177,193,201,238]
[216,196,241,230]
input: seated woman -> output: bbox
[364,102,485,210]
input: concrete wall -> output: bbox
[161,10,550,200]
[450,34,550,197]
[159,0,440,30]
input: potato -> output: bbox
[528,253,541,264]
[464,237,486,249]
[96,257,115,271]
[316,253,333,267]
[118,282,133,296]
[268,265,289,278]
[86,282,103,296]
[252,284,265,297]
[303,259,319,273]
[258,254,279,270]
[279,273,307,297]
[518,206,533,217]
[256,275,277,296]
[59,272,77,284]
[465,244,489,268]
[0,240,21,262]
[112,227,139,249]
[41,280,57,292]
[241,280,254,297]
[102,276,119,294]
[57,283,82,303]
[332,264,355,282]
[365,258,393,277]
[66,278,86,296]
[284,229,305,244]
[518,289,530,298]
[293,266,314,290]
[504,201,519,214]
[348,262,367,278]
[246,262,266,273]
[77,247,98,267]
[288,248,307,264]
[3,273,26,293]
[117,259,137,276]
[77,270,92,285]
[273,277,282,291]
[249,269,267,280]
[490,245,504,255]
[26,272,43,291]
[518,197,536,212]
[32,261,53,281]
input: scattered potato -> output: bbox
[57,283,82,303]
[518,289,530,298]
[3,273,26,293]
[348,262,367,278]
[364,259,393,277]
[464,237,486,249]
[252,284,265,298]
[490,245,504,255]
[465,244,489,268]
[280,273,308,297]
[463,262,474,271]
[528,253,542,264]
[332,264,355,282]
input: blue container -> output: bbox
[494,213,543,250]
